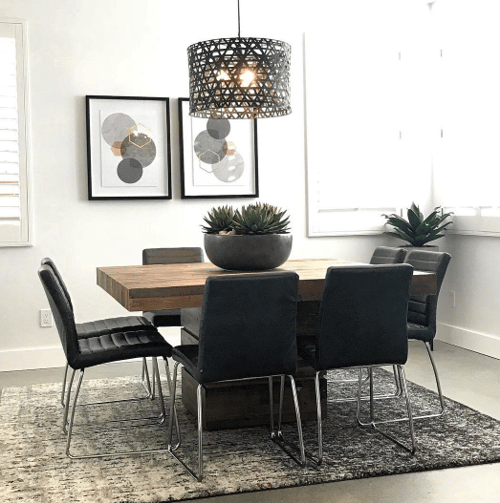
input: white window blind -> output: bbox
[305,1,430,236]
[431,1,500,235]
[0,20,30,246]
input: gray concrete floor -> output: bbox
[2,340,500,502]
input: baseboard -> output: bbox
[437,322,500,360]
[3,326,497,372]
[0,346,66,372]
[0,328,182,372]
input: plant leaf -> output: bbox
[407,208,422,229]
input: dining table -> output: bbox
[97,258,437,430]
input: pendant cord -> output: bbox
[237,0,241,38]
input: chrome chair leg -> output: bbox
[314,370,323,465]
[278,375,285,432]
[168,367,305,482]
[64,356,156,415]
[66,369,85,457]
[141,357,154,398]
[163,357,181,450]
[399,366,417,453]
[329,365,402,404]
[298,370,326,467]
[359,342,445,426]
[197,383,203,480]
[288,375,306,466]
[152,358,166,422]
[168,362,202,481]
[62,368,76,434]
[65,359,175,459]
[64,357,154,408]
[269,375,306,467]
[392,365,403,397]
[151,358,157,398]
[269,376,275,434]
[64,359,167,431]
[61,363,69,407]
[424,341,445,416]
[389,341,444,421]
[357,366,416,454]
[63,359,161,422]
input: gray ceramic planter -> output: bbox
[204,234,293,271]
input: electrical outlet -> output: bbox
[40,309,53,327]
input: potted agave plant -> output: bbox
[382,202,453,250]
[202,202,292,271]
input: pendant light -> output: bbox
[188,0,292,119]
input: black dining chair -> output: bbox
[38,264,180,459]
[297,264,416,465]
[167,272,305,481]
[370,246,407,264]
[41,258,158,406]
[328,245,408,400]
[141,247,204,394]
[404,249,451,417]
[360,249,452,430]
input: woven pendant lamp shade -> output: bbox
[188,37,292,119]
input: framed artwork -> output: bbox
[178,97,259,199]
[86,96,172,200]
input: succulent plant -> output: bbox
[382,202,453,247]
[201,202,291,235]
[231,203,291,235]
[201,205,235,234]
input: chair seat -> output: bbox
[143,310,182,327]
[73,329,172,369]
[407,322,433,342]
[76,316,155,339]
[171,345,200,380]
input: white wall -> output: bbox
[0,0,392,371]
[0,0,498,371]
[436,236,500,359]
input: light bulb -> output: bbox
[240,69,255,87]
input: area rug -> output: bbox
[2,369,500,503]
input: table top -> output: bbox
[97,258,437,312]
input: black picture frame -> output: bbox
[86,95,172,200]
[178,98,259,199]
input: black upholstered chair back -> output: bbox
[404,250,451,336]
[370,246,407,264]
[143,247,204,265]
[316,264,413,369]
[41,257,73,311]
[38,264,79,366]
[197,272,299,384]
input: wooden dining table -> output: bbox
[97,258,436,312]
[97,258,437,430]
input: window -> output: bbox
[431,1,500,236]
[0,19,30,246]
[305,1,430,237]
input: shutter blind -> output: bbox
[0,37,20,223]
[0,20,29,245]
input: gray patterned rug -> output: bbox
[2,369,500,503]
